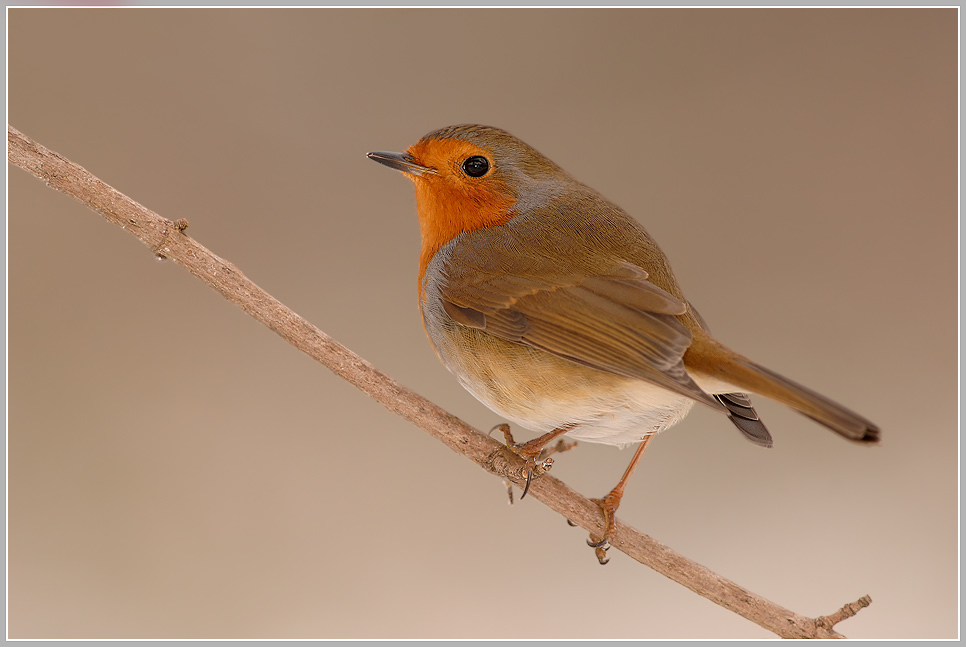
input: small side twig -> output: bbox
[8,124,872,639]
[815,595,873,632]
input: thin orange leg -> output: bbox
[587,433,655,565]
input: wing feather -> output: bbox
[437,252,720,408]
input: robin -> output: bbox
[368,125,879,564]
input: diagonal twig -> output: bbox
[7,124,871,638]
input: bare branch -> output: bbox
[8,124,871,639]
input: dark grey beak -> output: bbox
[366,151,437,177]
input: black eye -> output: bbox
[461,155,490,178]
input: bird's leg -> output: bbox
[586,433,655,565]
[537,437,579,462]
[490,423,575,498]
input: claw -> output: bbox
[521,466,534,499]
[587,535,611,564]
[583,494,622,565]
[595,544,610,565]
[520,457,555,499]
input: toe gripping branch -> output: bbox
[487,423,575,498]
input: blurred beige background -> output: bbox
[7,8,957,639]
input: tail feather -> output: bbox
[743,360,880,443]
[714,392,773,448]
[688,339,880,444]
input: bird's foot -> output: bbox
[489,424,563,498]
[585,492,622,565]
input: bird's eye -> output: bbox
[461,155,490,178]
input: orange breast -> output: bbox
[406,138,518,301]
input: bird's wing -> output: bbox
[434,235,722,410]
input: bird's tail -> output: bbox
[686,337,880,443]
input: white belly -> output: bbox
[462,374,696,448]
[438,332,698,448]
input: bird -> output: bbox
[367,124,879,564]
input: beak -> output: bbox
[366,151,437,177]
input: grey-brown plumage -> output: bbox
[372,125,879,447]
[369,123,879,563]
